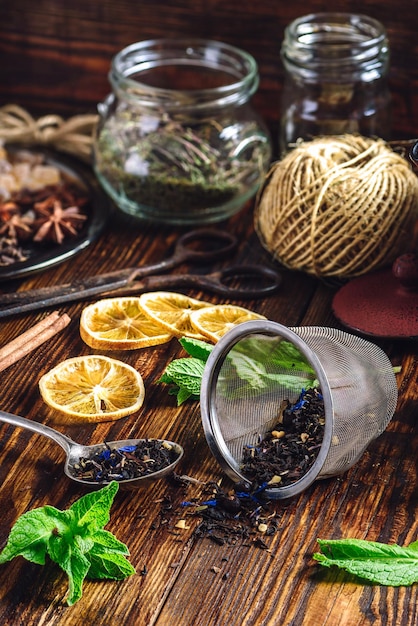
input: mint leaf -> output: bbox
[159,334,319,405]
[314,538,418,586]
[221,339,318,398]
[158,338,212,404]
[158,372,176,384]
[87,529,134,579]
[0,481,135,605]
[48,536,91,606]
[88,529,130,555]
[228,351,269,389]
[159,357,205,402]
[70,481,118,532]
[88,548,135,580]
[175,386,197,405]
[65,548,91,605]
[179,337,213,361]
[269,339,316,373]
[0,507,64,565]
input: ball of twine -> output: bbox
[255,135,418,279]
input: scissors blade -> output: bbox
[0,271,135,318]
[0,229,241,319]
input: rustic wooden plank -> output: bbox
[0,197,415,624]
[156,355,417,626]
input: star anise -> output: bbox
[33,197,87,244]
[0,235,28,266]
[0,201,19,222]
[0,209,35,241]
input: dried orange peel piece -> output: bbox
[137,291,213,340]
[189,304,266,342]
[80,297,172,350]
[39,355,145,423]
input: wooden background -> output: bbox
[0,2,417,624]
[0,0,417,154]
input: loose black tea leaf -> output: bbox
[176,480,281,547]
[240,387,325,490]
[73,440,180,483]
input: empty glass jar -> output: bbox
[94,39,272,225]
[279,13,391,154]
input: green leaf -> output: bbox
[58,543,91,606]
[269,339,316,373]
[88,549,136,580]
[159,333,319,405]
[70,481,119,532]
[0,481,133,606]
[179,336,213,361]
[89,529,130,555]
[87,530,135,579]
[227,351,269,389]
[314,538,418,586]
[0,507,64,565]
[175,386,198,405]
[158,372,176,384]
[160,357,205,396]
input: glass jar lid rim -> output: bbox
[110,37,259,101]
[283,11,388,46]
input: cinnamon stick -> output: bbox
[0,311,71,372]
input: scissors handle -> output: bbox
[0,228,239,318]
[128,228,238,279]
[106,265,282,299]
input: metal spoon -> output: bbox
[0,410,184,489]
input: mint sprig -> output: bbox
[157,337,212,405]
[0,482,135,605]
[158,335,318,405]
[314,538,418,586]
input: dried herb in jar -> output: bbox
[95,118,269,213]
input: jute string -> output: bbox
[0,104,98,163]
[255,135,418,278]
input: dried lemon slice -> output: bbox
[138,291,212,340]
[190,304,266,342]
[39,355,145,422]
[80,297,172,350]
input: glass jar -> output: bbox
[94,39,272,225]
[279,13,391,154]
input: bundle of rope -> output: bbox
[255,134,418,279]
[0,104,98,163]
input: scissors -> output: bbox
[0,228,282,318]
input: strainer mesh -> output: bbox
[209,324,397,486]
[291,326,397,477]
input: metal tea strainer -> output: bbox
[200,321,398,499]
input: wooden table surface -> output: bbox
[0,191,416,626]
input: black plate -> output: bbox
[0,148,111,281]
